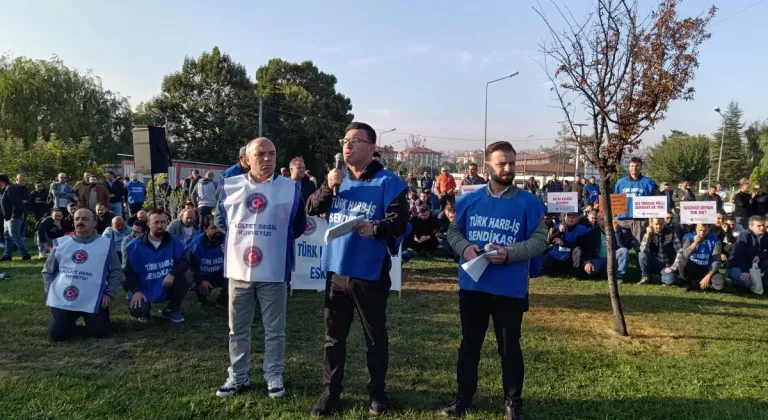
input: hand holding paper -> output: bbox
[461,250,499,282]
[324,215,366,244]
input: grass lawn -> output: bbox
[1,254,768,419]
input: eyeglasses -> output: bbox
[339,137,373,147]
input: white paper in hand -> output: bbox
[324,215,366,245]
[461,250,499,282]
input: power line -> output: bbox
[711,0,767,27]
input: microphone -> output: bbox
[333,153,344,196]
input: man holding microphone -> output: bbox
[443,141,548,420]
[307,122,409,417]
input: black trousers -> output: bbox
[128,275,188,318]
[48,307,111,342]
[405,237,439,253]
[323,269,391,396]
[439,194,456,210]
[196,275,228,303]
[198,206,214,231]
[541,250,580,278]
[128,202,144,216]
[457,290,525,409]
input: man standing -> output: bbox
[661,183,675,213]
[29,182,50,222]
[102,216,131,262]
[751,184,768,217]
[461,163,487,187]
[123,209,189,323]
[715,182,728,202]
[104,171,126,218]
[289,157,317,202]
[222,146,250,179]
[306,122,409,416]
[421,171,433,192]
[73,171,92,205]
[584,176,600,207]
[43,208,121,341]
[573,175,584,209]
[194,171,218,230]
[49,173,75,213]
[125,173,146,218]
[614,157,659,245]
[674,180,696,208]
[544,173,563,193]
[213,137,306,399]
[15,174,30,231]
[1,174,31,261]
[443,141,547,420]
[188,215,227,306]
[167,208,200,248]
[79,176,111,213]
[700,186,724,213]
[523,177,539,194]
[435,167,457,210]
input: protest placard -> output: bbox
[598,193,628,215]
[547,192,579,213]
[680,201,717,224]
[631,196,668,218]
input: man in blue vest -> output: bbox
[188,214,227,305]
[221,146,250,179]
[43,208,122,342]
[125,173,146,218]
[443,141,547,420]
[214,137,306,400]
[614,157,659,245]
[669,223,724,291]
[542,213,590,278]
[306,122,409,417]
[123,208,188,323]
[584,176,600,207]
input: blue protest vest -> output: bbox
[585,183,600,204]
[548,224,589,261]
[125,181,146,204]
[614,175,657,219]
[684,231,719,267]
[125,235,185,303]
[456,187,546,298]
[322,168,407,281]
[188,233,225,274]
[221,163,248,179]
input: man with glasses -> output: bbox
[435,167,457,210]
[664,211,683,242]
[306,122,409,416]
[121,219,147,260]
[50,173,75,213]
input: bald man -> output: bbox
[43,209,122,341]
[213,137,307,399]
[167,208,200,248]
[102,216,132,262]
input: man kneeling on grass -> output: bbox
[43,209,122,342]
[541,212,589,279]
[638,217,681,285]
[668,223,725,292]
[726,215,768,291]
[187,215,227,306]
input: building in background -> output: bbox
[374,145,398,166]
[455,150,483,167]
[397,146,442,167]
[120,159,229,186]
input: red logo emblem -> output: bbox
[243,246,263,267]
[72,250,88,264]
[247,193,268,214]
[63,286,79,301]
[304,218,317,236]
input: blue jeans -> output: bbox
[726,267,764,289]
[638,251,677,285]
[615,247,629,279]
[3,219,29,257]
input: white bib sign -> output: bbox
[547,192,579,213]
[46,236,111,314]
[631,196,668,218]
[680,201,717,224]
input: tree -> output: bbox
[146,47,260,164]
[537,0,716,335]
[0,55,134,162]
[256,58,354,180]
[756,126,768,187]
[0,135,98,185]
[646,131,710,184]
[745,120,768,174]
[710,101,746,185]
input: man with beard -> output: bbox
[43,208,122,341]
[123,209,188,323]
[73,171,92,205]
[79,176,110,212]
[168,208,200,248]
[104,171,126,218]
[670,223,725,292]
[638,217,681,285]
[62,202,79,233]
[542,212,590,278]
[93,203,115,235]
[614,157,659,246]
[49,173,75,213]
[461,163,487,187]
[699,186,724,213]
[405,204,440,256]
[442,141,547,420]
[102,216,131,263]
[121,219,147,260]
[36,209,66,259]
[29,182,50,222]
[306,123,407,416]
[188,214,227,306]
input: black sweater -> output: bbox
[733,191,751,218]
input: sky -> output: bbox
[1,0,766,152]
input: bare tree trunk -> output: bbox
[600,171,628,336]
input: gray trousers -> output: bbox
[227,279,287,383]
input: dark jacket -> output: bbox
[187,234,225,284]
[29,189,50,219]
[123,231,190,294]
[726,231,768,271]
[733,191,752,218]
[640,227,682,267]
[36,216,66,243]
[410,214,440,239]
[544,179,563,193]
[95,211,116,235]
[699,192,723,213]
[105,179,126,204]
[0,183,25,220]
[752,192,768,216]
[298,177,317,202]
[613,224,636,250]
[666,221,684,242]
[674,187,696,205]
[579,226,605,262]
[420,176,433,192]
[461,175,487,186]
[662,189,675,211]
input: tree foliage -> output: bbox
[646,131,710,184]
[710,101,746,184]
[256,58,354,177]
[0,55,133,162]
[744,120,765,169]
[0,135,100,185]
[536,0,716,336]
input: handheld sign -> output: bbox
[459,184,485,195]
[598,193,628,215]
[680,201,717,224]
[547,192,579,213]
[631,196,668,218]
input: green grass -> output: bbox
[1,254,768,419]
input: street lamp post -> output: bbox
[484,71,520,166]
[714,107,726,184]
[379,128,396,144]
[574,123,588,178]
[523,134,534,179]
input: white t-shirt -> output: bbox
[148,236,162,249]
[183,226,194,243]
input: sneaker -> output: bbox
[661,282,670,287]
[311,390,341,417]
[617,278,624,284]
[505,406,524,420]
[216,377,251,397]
[639,276,649,285]
[21,255,32,261]
[267,377,286,399]
[162,309,185,323]
[369,392,391,416]
[38,252,47,259]
[135,316,149,323]
[441,396,473,417]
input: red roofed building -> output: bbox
[397,147,442,166]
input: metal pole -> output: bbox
[483,83,489,168]
[151,172,157,209]
[716,123,725,184]
[259,98,263,137]
[575,124,583,177]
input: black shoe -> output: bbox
[311,391,341,417]
[369,392,391,416]
[441,397,473,417]
[505,406,524,420]
[680,285,691,292]
[0,256,11,262]
[21,254,32,261]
